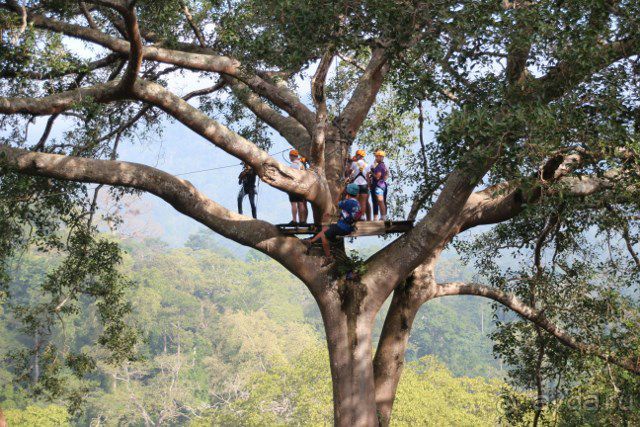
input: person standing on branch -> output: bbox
[303,183,362,266]
[349,149,372,220]
[237,163,258,219]
[371,150,389,221]
[286,149,308,226]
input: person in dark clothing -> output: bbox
[237,163,258,219]
[302,183,362,266]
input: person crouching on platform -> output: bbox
[302,183,361,266]
[287,149,308,226]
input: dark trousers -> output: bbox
[238,188,257,219]
[371,186,388,217]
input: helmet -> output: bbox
[355,149,366,157]
[346,183,359,196]
[375,150,386,157]
[289,149,299,157]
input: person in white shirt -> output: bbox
[349,149,372,220]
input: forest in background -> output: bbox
[2,229,638,426]
[1,229,506,426]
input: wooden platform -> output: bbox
[276,220,414,237]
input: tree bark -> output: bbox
[373,258,440,426]
[318,279,378,427]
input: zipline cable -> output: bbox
[3,146,294,201]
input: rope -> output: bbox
[2,146,295,201]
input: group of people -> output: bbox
[345,149,389,222]
[237,148,390,264]
[303,148,390,266]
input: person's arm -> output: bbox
[374,165,382,180]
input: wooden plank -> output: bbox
[276,220,414,237]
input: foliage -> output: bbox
[393,356,504,427]
[0,236,507,424]
[3,404,70,427]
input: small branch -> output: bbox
[180,0,206,48]
[79,1,99,29]
[337,52,365,72]
[34,114,59,151]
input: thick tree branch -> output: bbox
[436,281,640,375]
[459,169,621,232]
[224,76,311,151]
[338,47,390,138]
[113,0,143,93]
[0,78,322,204]
[0,81,123,115]
[0,5,316,131]
[97,81,225,144]
[532,37,640,102]
[310,50,334,171]
[0,145,320,284]
[130,80,327,205]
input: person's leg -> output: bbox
[290,202,298,223]
[306,226,329,244]
[248,191,257,219]
[299,202,308,224]
[319,234,332,258]
[371,189,379,220]
[383,186,388,220]
[237,188,245,215]
[357,194,367,219]
[377,194,386,220]
[366,199,372,221]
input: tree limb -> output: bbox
[0,5,316,131]
[532,37,640,103]
[0,145,319,283]
[224,76,310,151]
[180,0,206,48]
[435,281,640,375]
[338,47,390,138]
[310,50,334,170]
[130,80,322,201]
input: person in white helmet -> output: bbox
[349,149,372,220]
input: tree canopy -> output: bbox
[1,0,639,425]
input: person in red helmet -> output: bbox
[286,149,308,226]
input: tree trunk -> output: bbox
[372,260,439,426]
[0,405,7,427]
[372,288,420,427]
[319,280,378,427]
[33,332,41,385]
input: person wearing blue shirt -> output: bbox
[302,183,362,266]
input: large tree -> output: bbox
[1,0,639,425]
